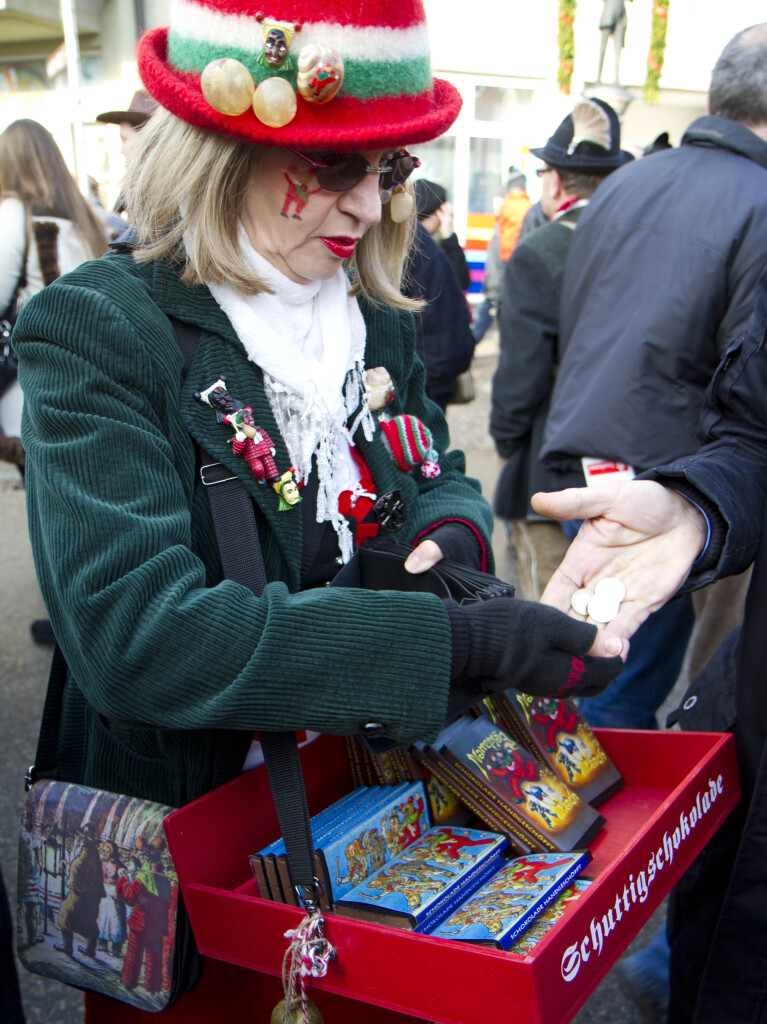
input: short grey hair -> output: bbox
[709,23,767,125]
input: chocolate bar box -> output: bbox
[333,826,508,932]
[429,850,591,949]
[484,690,624,806]
[439,716,604,852]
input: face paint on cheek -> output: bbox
[280,163,322,220]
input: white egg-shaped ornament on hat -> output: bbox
[297,44,344,105]
[252,76,297,127]
[200,58,255,116]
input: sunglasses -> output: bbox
[291,149,420,193]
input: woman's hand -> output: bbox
[436,201,455,238]
[531,479,708,650]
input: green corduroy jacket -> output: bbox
[14,251,493,807]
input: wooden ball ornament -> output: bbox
[271,996,324,1024]
[253,76,298,127]
[200,58,255,116]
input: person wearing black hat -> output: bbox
[55,822,106,959]
[413,179,471,290]
[490,98,630,601]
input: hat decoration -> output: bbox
[137,0,462,151]
[379,413,441,478]
[567,100,610,155]
[531,97,632,174]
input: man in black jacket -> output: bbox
[540,22,767,732]
[490,97,629,600]
[533,258,767,1024]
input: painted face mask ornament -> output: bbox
[256,17,302,72]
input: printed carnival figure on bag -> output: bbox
[18,780,180,1012]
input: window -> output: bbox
[474,86,533,122]
[410,135,456,198]
[469,137,504,213]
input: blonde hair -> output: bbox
[124,108,421,310]
[0,119,108,259]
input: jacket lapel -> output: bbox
[153,266,303,585]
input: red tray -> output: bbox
[164,729,739,1024]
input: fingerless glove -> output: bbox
[445,597,623,717]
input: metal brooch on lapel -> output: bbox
[195,378,301,509]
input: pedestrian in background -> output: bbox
[541,22,767,735]
[414,178,471,290]
[0,119,108,481]
[490,98,630,601]
[472,167,531,344]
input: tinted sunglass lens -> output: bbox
[314,153,368,191]
[380,153,419,192]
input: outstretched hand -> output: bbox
[531,479,708,650]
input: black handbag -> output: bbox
[1,220,28,397]
[0,321,19,398]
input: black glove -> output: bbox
[445,598,623,717]
[422,523,482,569]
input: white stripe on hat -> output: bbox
[171,0,431,62]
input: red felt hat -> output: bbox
[137,0,462,152]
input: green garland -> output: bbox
[644,0,670,103]
[557,1,577,95]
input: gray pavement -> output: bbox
[0,324,664,1022]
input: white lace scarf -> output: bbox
[205,228,376,562]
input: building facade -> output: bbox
[0,0,763,275]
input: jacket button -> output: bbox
[683,695,697,711]
[361,722,385,736]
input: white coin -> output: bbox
[587,594,621,624]
[594,577,626,604]
[570,587,595,616]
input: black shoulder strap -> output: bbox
[26,645,67,788]
[170,317,317,908]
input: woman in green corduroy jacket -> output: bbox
[13,2,622,1019]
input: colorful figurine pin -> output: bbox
[195,378,301,509]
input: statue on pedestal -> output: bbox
[597,0,633,85]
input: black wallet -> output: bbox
[330,536,514,604]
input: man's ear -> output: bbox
[549,169,564,201]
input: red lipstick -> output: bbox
[320,236,358,258]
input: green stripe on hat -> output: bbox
[168,32,433,100]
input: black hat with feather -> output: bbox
[531,98,632,173]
